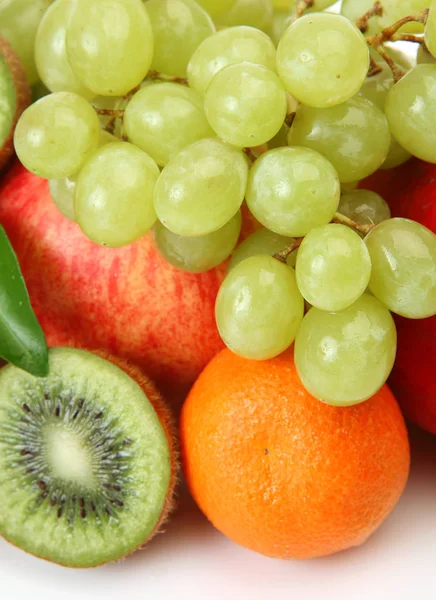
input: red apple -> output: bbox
[0,162,225,400]
[362,159,436,435]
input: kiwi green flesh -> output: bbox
[0,348,172,568]
[0,53,16,148]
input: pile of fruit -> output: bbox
[0,0,434,570]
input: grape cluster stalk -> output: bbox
[5,0,436,407]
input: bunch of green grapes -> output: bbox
[10,0,436,408]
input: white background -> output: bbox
[1,426,435,600]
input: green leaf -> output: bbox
[0,226,49,377]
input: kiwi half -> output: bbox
[0,348,178,568]
[0,37,31,171]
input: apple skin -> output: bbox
[0,162,225,400]
[0,37,31,172]
[362,159,436,435]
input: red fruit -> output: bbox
[0,163,225,399]
[362,159,436,435]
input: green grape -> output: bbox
[269,10,290,46]
[227,227,296,271]
[294,294,397,406]
[341,0,381,36]
[49,177,77,222]
[204,62,287,148]
[0,0,52,85]
[267,125,288,150]
[66,0,153,97]
[339,189,391,226]
[276,13,369,108]
[365,218,436,319]
[273,0,336,9]
[187,26,276,96]
[146,0,215,79]
[359,66,393,111]
[381,137,412,170]
[385,65,436,163]
[215,255,304,360]
[246,147,340,237]
[75,142,159,248]
[195,0,237,18]
[296,224,371,312]
[154,138,248,236]
[0,53,15,149]
[418,45,436,65]
[216,0,273,32]
[14,92,100,180]
[359,65,412,170]
[426,4,436,59]
[380,0,428,34]
[288,96,391,183]
[124,83,213,166]
[48,129,117,221]
[153,211,241,273]
[35,0,93,99]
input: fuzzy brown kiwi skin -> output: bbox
[0,37,31,172]
[0,349,179,569]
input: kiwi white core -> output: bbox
[44,426,95,488]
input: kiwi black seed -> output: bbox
[0,348,178,568]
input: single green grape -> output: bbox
[294,294,397,406]
[204,62,287,148]
[227,227,296,272]
[426,4,436,61]
[153,211,241,273]
[0,0,52,85]
[418,45,436,65]
[14,92,100,180]
[146,0,215,79]
[359,66,393,111]
[365,218,436,319]
[268,10,290,46]
[296,224,372,312]
[359,65,412,170]
[35,0,94,99]
[66,0,153,97]
[215,255,304,360]
[216,0,273,33]
[288,96,391,183]
[385,65,436,163]
[154,138,248,236]
[124,83,213,167]
[48,129,117,221]
[339,189,391,226]
[380,0,428,34]
[246,147,340,237]
[49,177,77,222]
[187,26,276,96]
[276,13,369,108]
[195,0,237,18]
[75,142,159,248]
[341,0,381,36]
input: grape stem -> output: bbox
[392,33,425,44]
[95,108,125,118]
[332,212,375,236]
[366,8,429,81]
[273,213,376,264]
[294,0,314,20]
[356,1,383,33]
[368,56,383,77]
[274,238,303,263]
[243,148,258,163]
[148,70,189,85]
